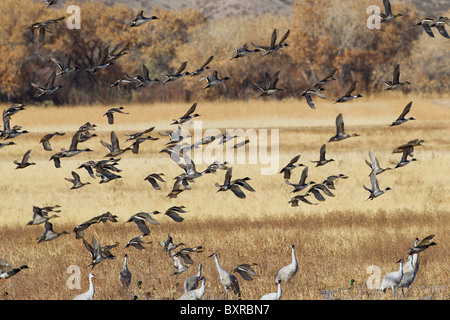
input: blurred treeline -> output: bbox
[0,0,448,105]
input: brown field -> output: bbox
[0,96,449,300]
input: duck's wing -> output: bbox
[98,46,110,65]
[436,25,450,38]
[230,184,246,199]
[22,149,32,163]
[142,64,150,79]
[200,55,214,69]
[278,29,290,45]
[383,0,392,16]
[344,81,358,97]
[369,172,380,192]
[319,144,327,161]
[249,81,265,92]
[175,61,188,75]
[50,57,63,70]
[417,234,435,247]
[133,218,151,235]
[269,29,277,48]
[69,130,82,150]
[71,171,81,184]
[368,151,379,170]
[335,113,345,135]
[224,167,233,186]
[392,64,400,84]
[421,24,435,37]
[45,70,57,88]
[305,95,316,109]
[299,166,309,184]
[182,103,197,118]
[398,101,413,119]
[110,131,120,150]
[268,71,281,89]
[320,68,338,83]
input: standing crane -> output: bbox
[208,253,240,300]
[73,273,95,300]
[380,259,404,295]
[274,245,298,284]
[119,254,132,290]
[184,263,203,292]
[178,277,206,300]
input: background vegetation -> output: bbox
[0,0,448,105]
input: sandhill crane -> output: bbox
[208,253,240,300]
[380,259,404,294]
[119,254,132,290]
[73,273,95,300]
[260,279,282,300]
[184,263,203,292]
[399,254,418,297]
[274,245,298,284]
[178,277,206,300]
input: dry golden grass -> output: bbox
[0,96,449,300]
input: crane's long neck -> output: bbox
[411,254,419,273]
[214,255,224,273]
[291,247,298,268]
[398,260,404,279]
[200,278,206,292]
[197,264,202,277]
[88,276,95,297]
[123,256,128,271]
[276,282,282,299]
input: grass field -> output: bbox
[0,96,449,300]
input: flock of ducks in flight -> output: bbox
[0,0,445,300]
